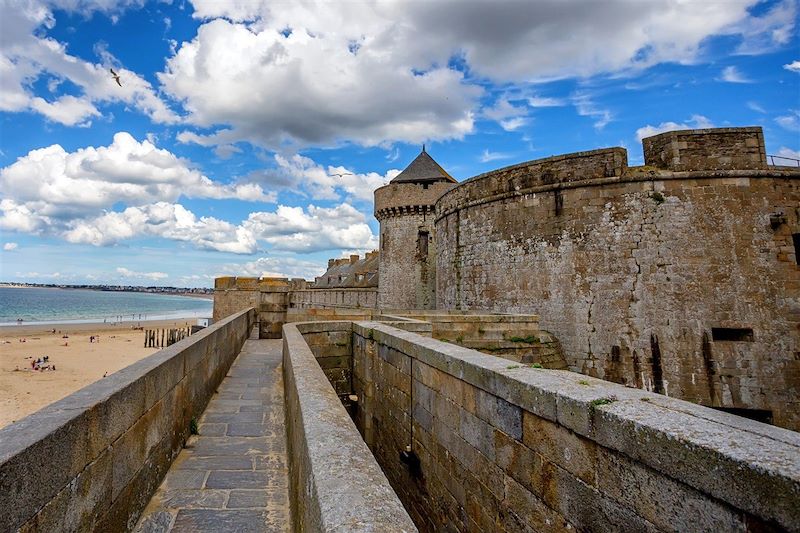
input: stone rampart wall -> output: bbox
[435,170,800,430]
[282,322,417,532]
[350,322,800,532]
[435,148,627,218]
[643,127,766,171]
[289,288,378,309]
[0,308,256,532]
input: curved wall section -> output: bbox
[435,161,800,430]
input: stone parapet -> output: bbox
[0,308,256,532]
[436,147,627,217]
[282,322,417,532]
[643,127,767,171]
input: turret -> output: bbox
[374,148,457,309]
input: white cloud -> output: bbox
[785,60,800,72]
[480,149,513,163]
[572,93,613,130]
[528,96,566,108]
[773,147,800,166]
[29,95,101,127]
[747,101,766,113]
[483,98,528,131]
[163,0,787,150]
[776,110,800,131]
[730,0,797,55]
[116,267,168,281]
[161,18,478,149]
[0,0,178,125]
[719,65,751,83]
[0,132,274,223]
[3,242,18,251]
[9,198,378,255]
[636,115,714,141]
[222,256,326,280]
[242,153,398,202]
[188,0,777,80]
[242,203,378,253]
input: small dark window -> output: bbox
[423,183,429,189]
[711,327,754,342]
[712,407,773,425]
[554,190,563,216]
[793,233,800,265]
[417,230,429,258]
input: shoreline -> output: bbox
[0,318,207,336]
[0,315,204,428]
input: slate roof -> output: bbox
[313,252,379,288]
[391,149,457,184]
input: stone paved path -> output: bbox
[135,334,291,532]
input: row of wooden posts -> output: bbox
[144,327,192,348]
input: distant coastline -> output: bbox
[0,282,213,300]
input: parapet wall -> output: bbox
[282,322,417,532]
[436,147,627,218]
[643,127,767,171]
[348,322,800,532]
[0,308,256,532]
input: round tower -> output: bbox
[374,148,457,310]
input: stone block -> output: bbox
[475,388,522,439]
[522,411,597,486]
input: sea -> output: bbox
[0,287,213,326]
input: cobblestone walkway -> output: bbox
[135,335,291,532]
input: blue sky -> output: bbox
[0,0,798,287]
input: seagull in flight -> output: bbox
[329,172,354,178]
[110,68,122,87]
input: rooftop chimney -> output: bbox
[350,254,359,264]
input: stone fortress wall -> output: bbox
[432,127,800,430]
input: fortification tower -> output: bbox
[374,148,457,309]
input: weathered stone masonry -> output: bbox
[434,128,800,430]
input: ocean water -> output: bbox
[0,287,213,325]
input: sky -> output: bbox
[0,0,798,288]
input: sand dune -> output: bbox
[0,319,199,428]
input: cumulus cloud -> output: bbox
[719,65,751,83]
[785,60,800,72]
[3,242,18,251]
[161,18,477,149]
[0,0,177,126]
[776,110,800,131]
[222,256,326,280]
[8,198,377,255]
[162,0,788,150]
[116,267,168,281]
[0,132,274,223]
[636,115,714,141]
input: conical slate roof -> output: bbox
[391,149,457,184]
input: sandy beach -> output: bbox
[0,318,200,428]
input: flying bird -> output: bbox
[329,172,354,178]
[110,68,122,87]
